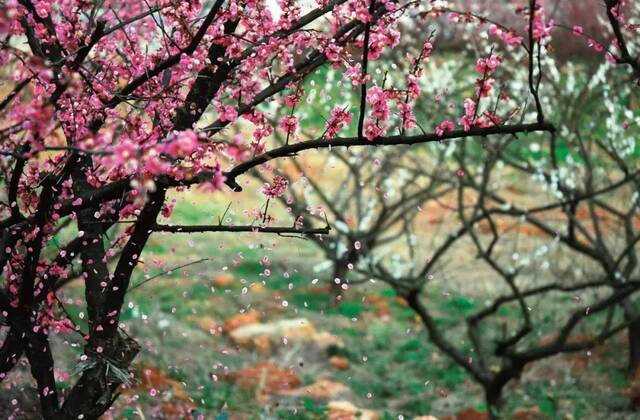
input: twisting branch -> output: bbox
[223,122,555,191]
[604,0,640,77]
[91,0,227,124]
[128,258,212,291]
[201,0,389,134]
[0,77,32,112]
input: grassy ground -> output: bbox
[73,247,639,419]
[3,185,638,420]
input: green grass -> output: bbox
[52,249,636,419]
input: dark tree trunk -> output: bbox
[22,330,60,419]
[484,367,521,420]
[0,328,23,380]
[621,299,640,378]
[484,385,504,420]
[628,320,640,377]
[60,332,140,419]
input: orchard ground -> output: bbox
[1,175,639,420]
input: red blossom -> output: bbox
[262,175,289,198]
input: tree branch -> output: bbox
[223,121,555,191]
[153,223,330,235]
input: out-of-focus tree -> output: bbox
[256,140,453,299]
[367,52,640,419]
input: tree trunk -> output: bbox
[0,328,23,381]
[60,332,140,419]
[628,320,640,378]
[621,299,640,377]
[484,385,504,420]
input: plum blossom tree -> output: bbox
[0,0,635,418]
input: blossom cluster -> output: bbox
[262,175,289,198]
[475,54,502,98]
[325,106,354,139]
